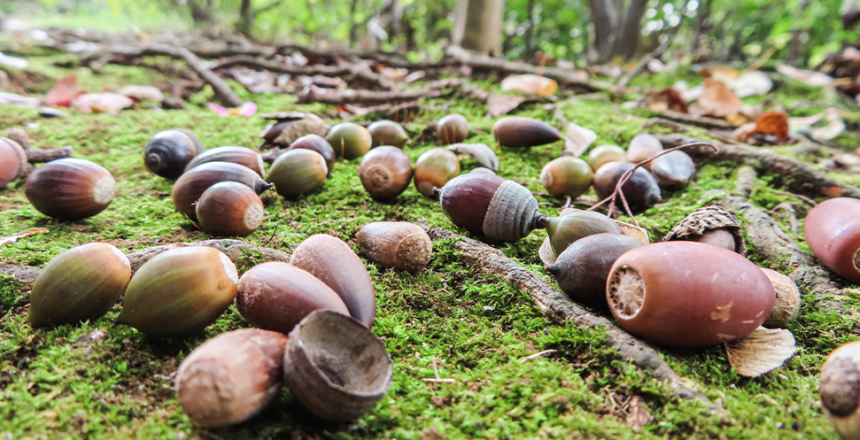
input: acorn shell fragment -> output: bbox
[357,222,432,272]
[725,326,796,378]
[663,205,747,255]
[760,268,801,327]
[447,143,499,172]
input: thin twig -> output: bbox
[422,378,456,384]
[766,188,817,207]
[519,349,558,363]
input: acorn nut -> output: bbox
[0,137,27,187]
[359,147,413,200]
[173,161,272,222]
[185,146,265,176]
[357,222,432,272]
[545,210,622,257]
[804,198,860,283]
[663,206,747,255]
[326,122,372,159]
[437,114,469,145]
[820,341,860,440]
[368,120,409,149]
[649,150,695,191]
[145,129,204,179]
[265,149,328,199]
[593,162,661,214]
[587,145,626,172]
[25,158,116,220]
[196,182,265,237]
[287,134,336,176]
[540,157,594,198]
[414,148,460,197]
[492,117,562,148]
[627,133,663,167]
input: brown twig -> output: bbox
[641,118,690,133]
[296,78,483,106]
[25,147,74,163]
[210,55,394,90]
[766,189,818,207]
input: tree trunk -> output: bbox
[588,0,620,64]
[187,0,215,24]
[788,0,811,65]
[612,0,648,59]
[237,0,253,36]
[453,0,504,56]
[349,0,361,47]
[691,0,712,58]
[523,0,536,60]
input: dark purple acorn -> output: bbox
[492,117,562,148]
[185,146,265,176]
[593,162,661,214]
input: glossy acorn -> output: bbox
[265,149,328,199]
[627,133,663,167]
[649,150,695,191]
[414,148,460,197]
[25,158,116,220]
[545,210,623,257]
[287,134,336,176]
[0,138,27,187]
[236,262,349,334]
[437,114,469,145]
[28,243,131,327]
[587,145,626,172]
[356,222,432,272]
[593,162,661,214]
[804,198,860,283]
[359,146,413,200]
[173,161,272,222]
[145,129,204,179]
[820,341,860,440]
[184,146,265,177]
[117,247,239,337]
[196,182,265,237]
[540,157,594,198]
[368,120,409,149]
[326,122,372,159]
[492,117,562,148]
[176,329,289,427]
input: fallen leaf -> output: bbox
[562,122,597,157]
[726,327,796,377]
[72,93,133,115]
[487,94,527,117]
[672,81,703,102]
[0,228,49,247]
[500,74,558,96]
[776,63,835,87]
[729,71,773,98]
[697,65,740,83]
[259,112,331,147]
[790,108,845,140]
[743,110,790,145]
[699,78,743,117]
[43,74,85,107]
[625,396,653,431]
[649,88,689,113]
[119,85,164,102]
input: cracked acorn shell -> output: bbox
[593,161,661,214]
[359,146,413,200]
[540,157,594,198]
[587,145,627,172]
[760,268,801,327]
[291,234,376,327]
[545,210,622,257]
[663,206,746,255]
[176,329,289,427]
[287,134,336,177]
[25,158,116,220]
[28,243,131,327]
[173,161,272,222]
[0,138,27,187]
[356,222,432,272]
[326,122,372,159]
[368,120,409,149]
[607,241,775,347]
[437,114,469,145]
[283,310,393,421]
[492,117,563,148]
[804,198,860,284]
[145,129,204,179]
[196,182,264,237]
[184,146,265,177]
[414,148,460,197]
[649,150,695,191]
[821,341,860,440]
[260,112,330,147]
[627,133,663,167]
[117,247,239,337]
[265,148,328,199]
[236,262,349,334]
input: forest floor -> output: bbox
[2,35,860,440]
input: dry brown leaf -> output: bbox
[0,228,49,247]
[500,74,558,96]
[71,93,134,115]
[742,110,790,145]
[776,63,835,87]
[614,220,650,244]
[563,122,597,157]
[649,88,689,113]
[699,79,743,117]
[729,71,773,98]
[625,396,653,431]
[487,94,528,117]
[725,327,796,377]
[119,85,164,102]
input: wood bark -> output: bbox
[453,0,504,56]
[613,0,649,59]
[588,0,620,64]
[690,0,712,59]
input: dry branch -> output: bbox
[25,146,74,163]
[297,78,486,106]
[210,55,395,90]
[648,111,734,130]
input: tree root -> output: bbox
[297,78,487,106]
[735,166,757,198]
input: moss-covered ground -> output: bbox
[1,44,860,440]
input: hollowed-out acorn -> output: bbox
[439,172,548,242]
[606,241,775,347]
[236,262,349,334]
[649,150,695,191]
[117,247,238,337]
[805,198,860,283]
[358,146,413,200]
[540,157,594,198]
[587,145,626,172]
[25,158,116,220]
[368,120,409,149]
[0,138,27,187]
[28,243,131,327]
[283,310,393,421]
[196,182,265,237]
[593,161,661,214]
[287,134,336,176]
[172,161,272,222]
[326,122,372,159]
[145,129,204,179]
[760,268,801,328]
[176,329,289,427]
[545,210,623,257]
[437,114,469,145]
[546,233,643,308]
[291,235,376,327]
[663,206,747,255]
[627,133,663,167]
[492,117,562,148]
[185,146,265,177]
[820,341,860,440]
[265,149,328,199]
[414,148,460,197]
[356,222,432,272]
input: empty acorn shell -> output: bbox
[28,243,131,327]
[326,122,372,159]
[283,310,393,421]
[540,157,594,198]
[587,145,626,172]
[176,329,289,427]
[359,146,413,200]
[356,222,432,272]
[662,206,746,255]
[0,138,27,187]
[627,133,663,167]
[414,148,460,197]
[545,210,623,257]
[492,117,562,148]
[173,161,272,222]
[236,262,349,334]
[291,234,376,327]
[804,197,860,284]
[760,268,801,328]
[437,114,469,145]
[196,182,265,237]
[820,341,860,439]
[266,149,328,199]
[368,120,409,149]
[260,113,330,147]
[649,150,694,191]
[117,247,238,337]
[287,134,336,176]
[25,158,116,220]
[447,143,499,172]
[185,146,265,176]
[145,129,204,179]
[593,162,661,214]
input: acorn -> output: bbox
[265,149,328,199]
[607,241,775,347]
[145,129,204,179]
[117,247,238,337]
[184,146,265,177]
[283,310,393,421]
[414,148,460,197]
[291,235,376,327]
[359,146,413,200]
[492,117,562,148]
[356,222,432,272]
[368,120,409,149]
[287,134,336,176]
[760,268,801,328]
[437,114,469,145]
[593,162,661,214]
[663,206,747,255]
[326,122,372,159]
[439,172,548,242]
[804,198,860,283]
[259,112,330,147]
[545,210,622,257]
[627,133,663,167]
[27,243,131,327]
[820,341,860,440]
[172,161,272,222]
[540,157,594,198]
[546,233,643,308]
[650,150,695,191]
[196,182,265,237]
[25,158,116,220]
[236,262,350,334]
[0,137,27,187]
[587,145,626,172]
[176,329,289,427]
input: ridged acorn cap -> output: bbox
[662,206,746,255]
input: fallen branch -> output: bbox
[641,118,690,133]
[25,146,74,163]
[297,78,486,106]
[210,55,394,90]
[735,166,757,198]
[648,111,734,130]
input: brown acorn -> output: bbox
[760,268,801,327]
[492,117,562,148]
[627,133,663,167]
[326,122,372,159]
[540,157,594,198]
[593,162,661,214]
[185,146,265,176]
[820,341,860,439]
[437,114,469,145]
[587,145,626,172]
[265,149,328,199]
[650,150,695,191]
[368,120,409,149]
[662,206,746,255]
[359,147,413,200]
[545,210,622,257]
[439,172,548,242]
[287,134,336,176]
[25,158,116,220]
[236,262,350,334]
[172,161,272,222]
[804,198,860,284]
[0,138,27,187]
[414,148,460,197]
[145,129,204,179]
[356,222,432,272]
[259,112,330,148]
[196,182,265,237]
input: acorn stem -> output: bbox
[533,213,550,230]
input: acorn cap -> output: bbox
[662,206,747,255]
